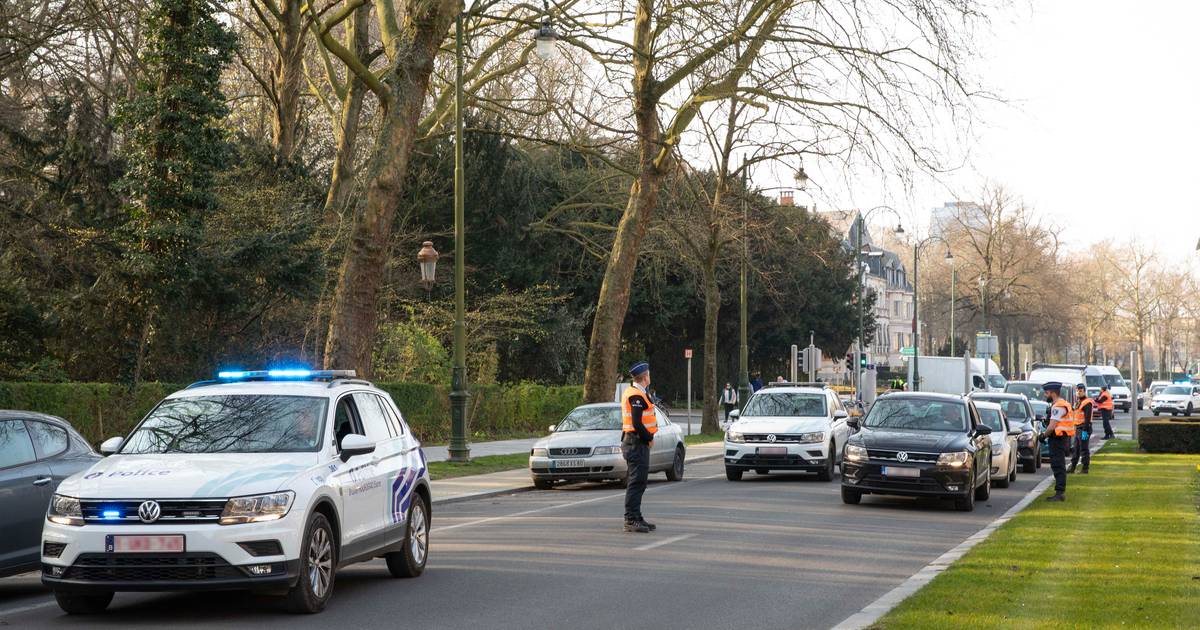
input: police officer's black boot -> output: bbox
[624,520,651,533]
[1066,464,1076,474]
[1045,493,1065,502]
[639,519,656,531]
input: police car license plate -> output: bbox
[882,466,920,478]
[106,534,185,553]
[552,459,587,469]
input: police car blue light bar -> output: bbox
[216,369,357,381]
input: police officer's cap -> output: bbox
[1075,383,1086,390]
[1042,381,1062,392]
[629,361,650,377]
[1101,384,1109,390]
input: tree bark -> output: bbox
[701,260,720,433]
[271,0,305,164]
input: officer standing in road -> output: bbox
[1042,382,1074,502]
[621,362,657,533]
[1096,385,1116,439]
[1070,383,1094,474]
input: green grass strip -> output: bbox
[873,439,1200,629]
[427,453,531,481]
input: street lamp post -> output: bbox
[854,206,904,400]
[445,4,557,462]
[909,235,952,392]
[949,266,956,356]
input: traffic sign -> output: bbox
[684,348,693,359]
[900,346,915,356]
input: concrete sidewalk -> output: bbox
[422,436,541,463]
[431,440,725,505]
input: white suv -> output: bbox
[724,384,852,481]
[41,370,431,615]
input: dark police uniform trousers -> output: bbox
[622,434,650,522]
[1048,434,1070,493]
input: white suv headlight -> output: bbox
[797,431,826,444]
[845,444,868,463]
[593,446,622,455]
[937,451,970,467]
[726,431,745,443]
[219,491,295,525]
[48,494,83,526]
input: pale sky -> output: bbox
[788,0,1200,264]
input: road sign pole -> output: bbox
[684,348,693,436]
[1130,350,1139,442]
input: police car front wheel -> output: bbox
[287,512,337,614]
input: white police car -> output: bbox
[41,370,431,615]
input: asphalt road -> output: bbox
[0,409,1135,629]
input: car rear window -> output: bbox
[864,399,967,432]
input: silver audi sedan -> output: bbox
[528,403,686,489]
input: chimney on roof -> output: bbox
[780,189,795,207]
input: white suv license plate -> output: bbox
[106,534,185,553]
[882,466,921,478]
[552,459,588,469]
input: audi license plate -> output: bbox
[756,447,788,456]
[882,466,920,478]
[105,534,185,553]
[552,459,587,469]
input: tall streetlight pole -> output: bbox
[854,206,904,400]
[446,3,558,462]
[910,234,952,392]
[949,267,956,356]
[738,156,750,408]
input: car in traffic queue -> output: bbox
[528,403,686,489]
[840,392,994,511]
[970,392,1042,472]
[1092,365,1133,411]
[973,401,1019,488]
[1150,382,1200,417]
[1139,380,1171,410]
[1,411,101,578]
[40,370,432,615]
[724,383,852,481]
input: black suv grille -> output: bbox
[80,499,227,524]
[867,449,939,463]
[59,553,243,582]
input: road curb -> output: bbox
[829,439,1107,630]
[431,449,724,507]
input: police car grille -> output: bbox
[80,499,227,524]
[62,553,243,581]
[867,449,939,463]
[743,434,807,443]
[549,447,593,456]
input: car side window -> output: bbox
[333,396,363,448]
[26,420,68,460]
[377,396,406,437]
[0,419,37,469]
[352,393,393,442]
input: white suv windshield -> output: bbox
[741,393,826,417]
[1163,386,1191,395]
[121,395,329,454]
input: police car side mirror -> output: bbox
[339,434,375,461]
[99,436,123,455]
[833,409,848,420]
[729,409,740,420]
[548,424,556,433]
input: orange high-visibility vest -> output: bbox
[1096,391,1114,411]
[1050,398,1075,436]
[1074,397,1094,425]
[621,385,658,435]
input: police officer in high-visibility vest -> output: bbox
[1042,381,1074,502]
[1070,383,1094,474]
[621,361,657,533]
[1096,385,1116,439]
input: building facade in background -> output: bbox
[931,201,986,236]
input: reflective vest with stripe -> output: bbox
[1050,398,1075,436]
[1096,391,1114,411]
[1073,397,1094,425]
[621,385,658,435]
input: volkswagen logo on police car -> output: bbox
[766,434,777,443]
[896,451,909,463]
[138,500,162,523]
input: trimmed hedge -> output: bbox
[1138,419,1200,453]
[0,381,583,446]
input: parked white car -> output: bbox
[1150,383,1200,416]
[1138,380,1171,410]
[974,401,1018,488]
[42,370,431,615]
[724,383,851,481]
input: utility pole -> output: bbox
[738,156,751,408]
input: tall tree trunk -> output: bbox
[701,260,720,433]
[322,3,368,219]
[272,0,305,163]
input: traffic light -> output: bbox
[859,352,868,369]
[799,348,808,374]
[845,353,854,370]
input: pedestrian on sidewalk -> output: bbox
[620,361,657,534]
[1042,382,1074,502]
[1070,384,1094,474]
[1096,385,1116,439]
[750,375,763,392]
[721,383,738,423]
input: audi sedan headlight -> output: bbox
[530,447,548,457]
[593,446,622,455]
[845,444,868,463]
[937,451,970,468]
[726,431,745,443]
[219,491,295,525]
[797,431,826,444]
[48,494,84,526]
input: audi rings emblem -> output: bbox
[896,451,909,463]
[560,448,579,456]
[766,434,777,443]
[138,500,162,523]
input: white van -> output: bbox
[1028,364,1085,403]
[1091,365,1132,411]
[914,356,1006,394]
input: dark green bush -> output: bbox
[0,381,583,446]
[1138,420,1200,453]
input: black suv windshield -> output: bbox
[742,393,826,417]
[121,395,328,454]
[556,407,621,431]
[864,398,967,432]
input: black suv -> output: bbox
[840,393,993,511]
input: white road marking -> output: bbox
[0,599,58,618]
[634,533,695,551]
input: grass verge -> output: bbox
[427,453,530,481]
[684,430,724,445]
[871,439,1200,629]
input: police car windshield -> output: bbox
[864,399,967,432]
[741,393,826,417]
[121,395,328,454]
[1163,386,1191,395]
[1104,375,1125,387]
[556,407,621,431]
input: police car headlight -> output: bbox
[219,491,295,525]
[797,432,826,444]
[726,431,745,443]
[593,446,622,455]
[530,448,548,457]
[845,444,868,463]
[48,494,84,526]
[937,451,970,467]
